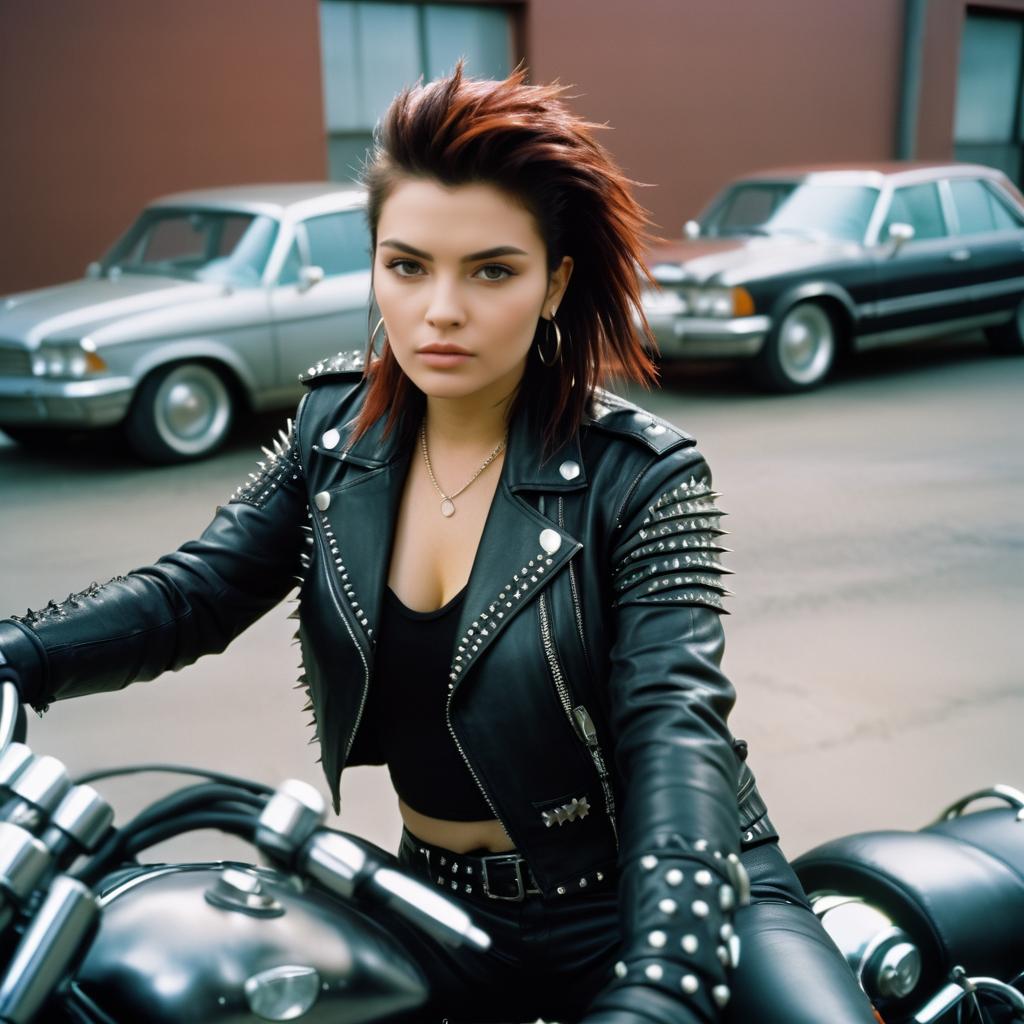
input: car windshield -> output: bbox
[701,182,880,243]
[104,209,279,286]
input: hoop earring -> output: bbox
[537,316,562,367]
[369,316,388,350]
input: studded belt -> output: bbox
[399,829,547,902]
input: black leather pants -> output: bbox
[391,831,879,1023]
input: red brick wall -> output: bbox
[0,0,327,294]
[525,0,905,237]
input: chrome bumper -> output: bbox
[648,315,770,359]
[0,375,134,427]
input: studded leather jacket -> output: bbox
[0,357,775,1023]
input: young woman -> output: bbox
[0,67,878,1023]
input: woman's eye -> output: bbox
[388,259,423,277]
[474,264,514,282]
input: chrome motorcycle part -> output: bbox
[912,968,1024,1023]
[0,684,21,751]
[0,746,35,794]
[244,964,321,1021]
[0,823,50,925]
[256,780,326,861]
[3,755,71,827]
[74,864,428,1024]
[206,866,285,917]
[809,895,921,1001]
[0,874,99,1023]
[45,785,113,856]
[935,784,1024,824]
[298,831,490,952]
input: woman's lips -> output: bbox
[417,345,473,367]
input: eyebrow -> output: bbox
[378,239,529,262]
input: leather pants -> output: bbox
[390,831,879,1024]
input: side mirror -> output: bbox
[886,222,914,254]
[85,262,103,280]
[298,265,325,292]
[683,220,701,240]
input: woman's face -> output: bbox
[373,177,572,406]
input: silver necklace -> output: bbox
[419,422,506,518]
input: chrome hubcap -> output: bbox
[778,305,834,385]
[153,365,231,455]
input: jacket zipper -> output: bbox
[445,691,513,841]
[558,496,590,664]
[538,591,619,842]
[314,511,371,767]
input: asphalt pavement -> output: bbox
[0,333,1021,866]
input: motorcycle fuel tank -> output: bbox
[71,862,429,1023]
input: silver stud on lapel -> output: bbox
[559,460,580,481]
[314,492,331,511]
[614,961,627,979]
[681,974,699,995]
[644,964,664,982]
[539,529,562,555]
[712,985,731,1008]
[322,428,341,449]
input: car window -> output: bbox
[883,183,947,241]
[950,179,1005,234]
[303,211,371,277]
[985,184,1024,230]
[705,184,794,236]
[277,241,302,286]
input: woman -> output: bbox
[0,67,878,1023]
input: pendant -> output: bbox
[440,498,456,518]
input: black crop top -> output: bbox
[365,586,494,821]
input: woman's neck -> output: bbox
[423,393,511,451]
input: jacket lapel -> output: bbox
[447,413,587,692]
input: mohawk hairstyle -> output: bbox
[354,62,658,454]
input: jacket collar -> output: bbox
[336,397,589,494]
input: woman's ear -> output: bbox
[544,256,574,317]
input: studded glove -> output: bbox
[584,837,750,1024]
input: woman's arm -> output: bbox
[0,417,308,713]
[586,448,745,1024]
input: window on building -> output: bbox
[954,13,1024,185]
[319,2,514,183]
[883,184,947,241]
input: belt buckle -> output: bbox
[480,853,525,901]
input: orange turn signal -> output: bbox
[732,287,755,317]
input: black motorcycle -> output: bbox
[0,676,1021,1023]
[0,681,489,1023]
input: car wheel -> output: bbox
[984,298,1024,355]
[126,362,235,463]
[754,301,836,392]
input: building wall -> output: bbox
[0,0,327,295]
[526,0,906,238]
[916,0,1024,161]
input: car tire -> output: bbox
[753,301,837,392]
[984,298,1024,355]
[125,362,235,464]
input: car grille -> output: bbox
[0,345,32,376]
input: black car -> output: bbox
[643,163,1024,391]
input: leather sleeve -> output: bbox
[0,419,307,713]
[587,448,746,1024]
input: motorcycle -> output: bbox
[0,673,1021,1023]
[0,681,489,1023]
[794,785,1024,1023]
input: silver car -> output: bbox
[0,184,371,461]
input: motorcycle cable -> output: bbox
[71,762,275,794]
[72,782,269,886]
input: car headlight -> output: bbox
[32,339,108,379]
[684,287,755,318]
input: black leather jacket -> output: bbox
[0,356,773,1022]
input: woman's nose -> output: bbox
[425,279,466,329]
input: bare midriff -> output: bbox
[399,798,515,853]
